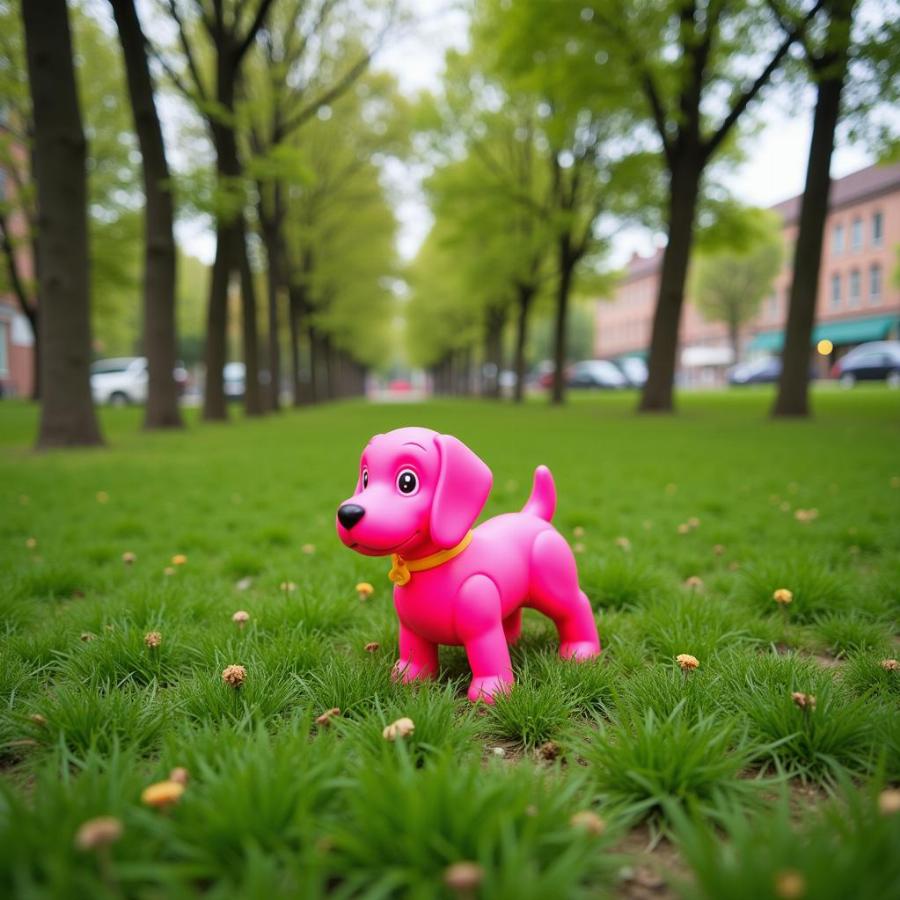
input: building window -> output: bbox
[872,211,883,248]
[832,223,844,256]
[0,319,8,376]
[851,218,862,251]
[849,269,861,306]
[830,273,841,309]
[869,263,882,304]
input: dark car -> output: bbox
[832,341,900,388]
[728,356,781,385]
[567,360,628,390]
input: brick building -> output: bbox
[0,146,36,398]
[594,162,900,385]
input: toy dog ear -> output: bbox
[430,434,493,549]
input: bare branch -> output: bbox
[704,0,825,158]
[234,0,278,64]
[166,0,209,100]
[0,211,36,320]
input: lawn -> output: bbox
[1,389,899,899]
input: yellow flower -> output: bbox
[232,610,250,627]
[25,537,37,550]
[301,544,316,555]
[444,861,484,892]
[773,588,793,605]
[684,575,704,590]
[713,544,726,556]
[141,780,185,809]
[677,523,691,535]
[880,659,899,672]
[74,816,123,851]
[382,717,415,741]
[221,664,246,687]
[615,536,631,550]
[169,767,189,786]
[122,551,136,565]
[676,654,699,671]
[573,526,586,538]
[878,788,900,815]
[144,631,162,649]
[774,869,806,899]
[570,810,606,835]
[355,582,374,600]
[573,542,586,554]
[280,581,297,593]
[163,566,176,576]
[171,554,187,565]
[687,517,700,528]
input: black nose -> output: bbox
[337,503,365,530]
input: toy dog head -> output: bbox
[336,427,493,557]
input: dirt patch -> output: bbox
[614,824,688,899]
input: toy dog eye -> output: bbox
[361,468,368,489]
[396,469,418,495]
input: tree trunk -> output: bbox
[202,58,241,422]
[109,0,182,430]
[639,153,703,413]
[287,282,303,406]
[23,0,102,448]
[513,283,534,404]
[773,0,855,418]
[0,212,40,400]
[550,241,574,406]
[238,217,263,416]
[202,219,234,420]
[259,187,283,412]
[308,323,320,403]
[481,304,505,398]
[729,316,741,369]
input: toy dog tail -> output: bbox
[522,465,556,522]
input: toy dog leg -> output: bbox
[528,531,601,661]
[456,575,514,702]
[392,622,439,684]
[502,608,523,645]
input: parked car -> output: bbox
[91,357,190,405]
[831,341,900,388]
[90,357,148,405]
[615,356,647,387]
[567,359,629,390]
[224,362,246,400]
[728,356,781,386]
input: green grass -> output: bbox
[1,388,898,896]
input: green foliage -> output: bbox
[671,779,900,900]
[692,208,783,345]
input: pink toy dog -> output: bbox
[336,427,601,702]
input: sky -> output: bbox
[175,0,876,268]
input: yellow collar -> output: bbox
[388,531,473,586]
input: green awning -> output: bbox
[748,314,899,353]
[748,330,784,352]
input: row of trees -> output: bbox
[406,0,897,415]
[6,0,401,446]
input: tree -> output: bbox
[278,72,403,399]
[245,1,395,410]
[22,0,102,447]
[693,209,783,365]
[771,0,898,416]
[153,0,276,420]
[109,0,182,429]
[490,0,819,412]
